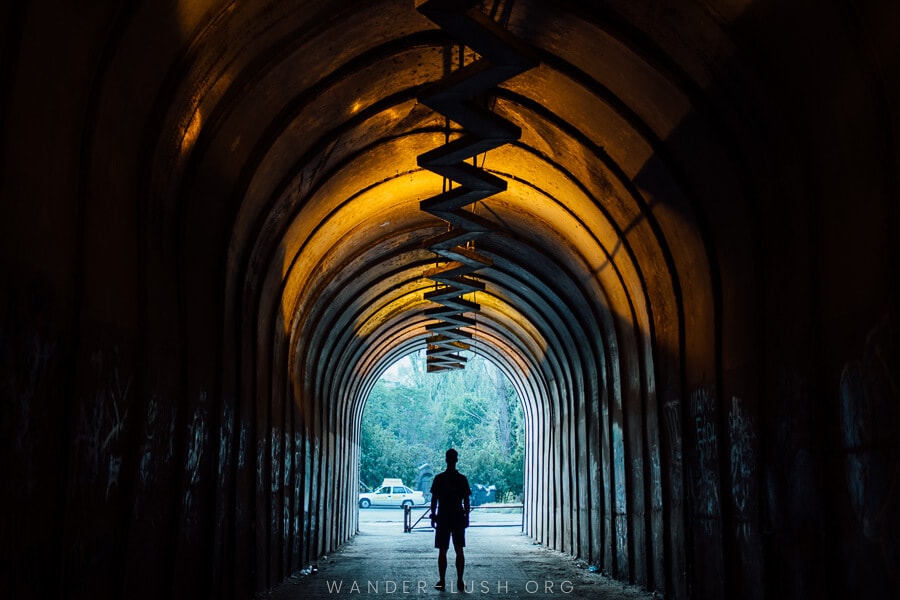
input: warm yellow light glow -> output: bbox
[356,292,430,338]
[176,0,226,41]
[174,1,239,160]
[275,130,701,383]
[179,109,202,158]
[279,165,441,328]
[472,292,549,359]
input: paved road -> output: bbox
[264,509,655,600]
[359,506,524,531]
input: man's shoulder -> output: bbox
[452,471,470,487]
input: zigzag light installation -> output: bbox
[415,0,538,372]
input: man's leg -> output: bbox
[454,544,465,586]
[437,548,448,588]
[435,523,450,588]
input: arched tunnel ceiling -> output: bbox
[5,0,900,597]
[142,0,777,418]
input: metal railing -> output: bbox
[403,503,524,533]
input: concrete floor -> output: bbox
[262,509,655,600]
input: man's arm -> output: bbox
[463,478,471,527]
[430,479,438,526]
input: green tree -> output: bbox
[360,351,524,499]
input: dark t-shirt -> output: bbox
[430,469,471,525]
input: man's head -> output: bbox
[445,448,458,465]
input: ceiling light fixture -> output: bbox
[415,0,538,372]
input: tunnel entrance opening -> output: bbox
[358,349,524,532]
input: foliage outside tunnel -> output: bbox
[360,351,524,502]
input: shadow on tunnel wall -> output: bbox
[0,3,321,599]
[508,1,900,599]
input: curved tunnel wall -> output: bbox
[2,1,899,599]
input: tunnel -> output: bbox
[2,1,899,599]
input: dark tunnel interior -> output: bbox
[2,1,899,599]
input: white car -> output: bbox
[359,485,426,508]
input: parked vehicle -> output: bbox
[359,484,426,508]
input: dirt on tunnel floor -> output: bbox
[261,509,658,600]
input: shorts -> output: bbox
[434,522,466,550]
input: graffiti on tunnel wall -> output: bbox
[728,396,755,540]
[138,392,178,488]
[6,329,57,496]
[218,402,234,484]
[663,399,683,502]
[271,426,283,496]
[690,388,720,535]
[183,401,209,520]
[839,313,900,581]
[73,348,132,501]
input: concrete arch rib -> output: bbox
[163,0,696,592]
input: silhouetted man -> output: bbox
[430,448,472,591]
